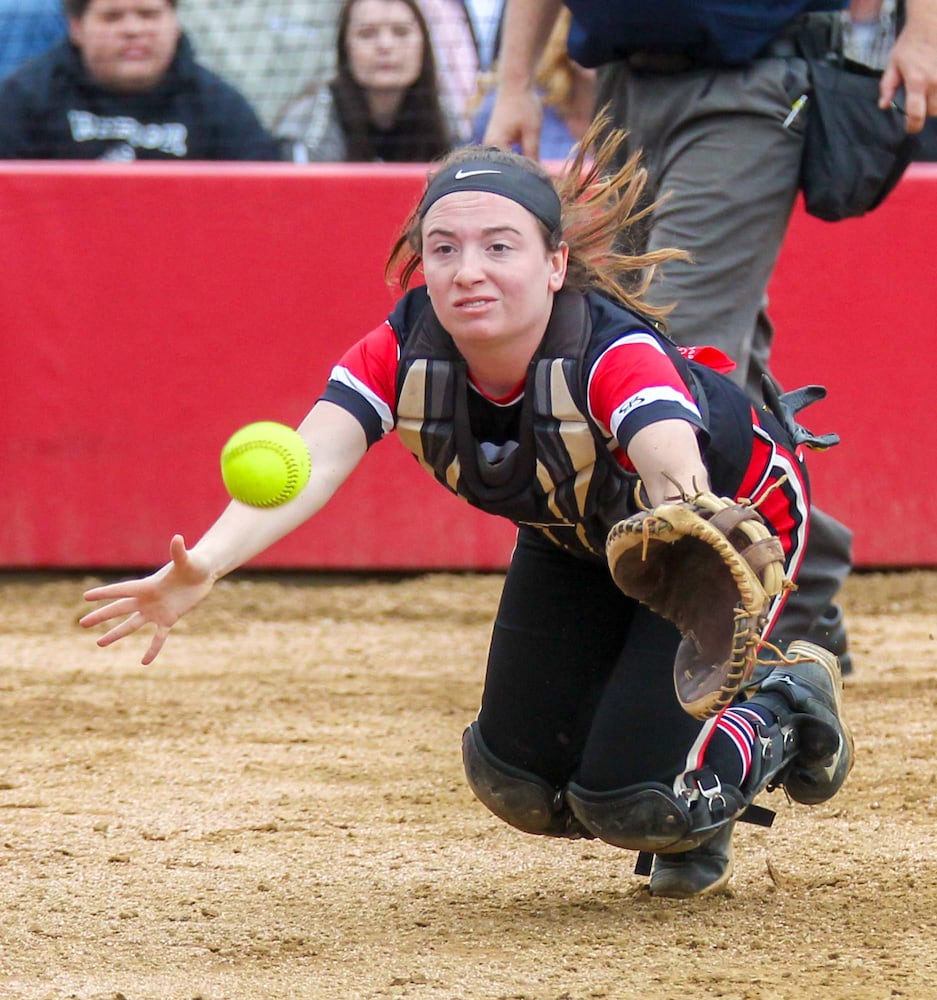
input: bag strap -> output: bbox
[793,12,842,64]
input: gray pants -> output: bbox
[598,54,853,661]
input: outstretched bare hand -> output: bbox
[80,534,215,664]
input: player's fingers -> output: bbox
[141,627,170,666]
[95,612,147,647]
[83,580,143,604]
[79,597,140,628]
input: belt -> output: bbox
[625,52,695,74]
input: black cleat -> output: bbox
[648,821,735,899]
[749,640,853,804]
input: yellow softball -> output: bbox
[220,421,311,507]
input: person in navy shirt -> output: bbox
[0,0,280,160]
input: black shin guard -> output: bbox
[461,722,591,838]
[567,712,798,855]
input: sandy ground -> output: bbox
[1,568,936,1000]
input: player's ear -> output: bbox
[548,241,569,291]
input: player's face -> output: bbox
[69,0,180,93]
[420,191,568,355]
[345,0,424,93]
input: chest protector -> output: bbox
[394,289,662,559]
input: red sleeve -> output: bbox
[322,321,400,440]
[587,333,704,449]
[332,321,398,405]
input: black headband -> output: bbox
[418,159,563,232]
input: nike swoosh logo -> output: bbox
[453,168,502,179]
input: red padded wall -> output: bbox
[1,162,935,569]
[769,164,937,566]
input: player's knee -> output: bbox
[461,722,588,838]
[565,779,704,854]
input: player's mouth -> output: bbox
[454,297,495,310]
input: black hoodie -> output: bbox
[0,35,281,160]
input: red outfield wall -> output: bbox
[2,162,935,570]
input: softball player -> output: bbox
[82,117,852,898]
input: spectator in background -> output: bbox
[0,0,281,160]
[179,0,344,130]
[181,0,489,143]
[471,8,594,159]
[418,0,482,141]
[0,0,67,81]
[276,0,453,162]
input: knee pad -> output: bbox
[566,773,750,855]
[461,722,589,839]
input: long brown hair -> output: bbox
[385,112,688,322]
[332,0,451,162]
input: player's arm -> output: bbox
[588,333,711,505]
[482,0,564,157]
[880,0,937,131]
[188,401,368,577]
[81,401,368,664]
[626,420,710,507]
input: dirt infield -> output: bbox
[1,568,936,1000]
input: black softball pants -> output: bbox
[476,526,705,794]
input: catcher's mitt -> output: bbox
[606,489,790,720]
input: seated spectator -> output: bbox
[183,0,485,143]
[0,0,281,160]
[276,0,453,162]
[470,8,595,160]
[0,0,68,82]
